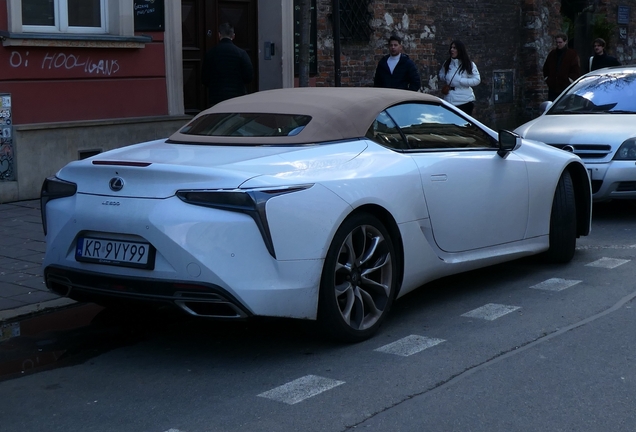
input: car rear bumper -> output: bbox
[43,258,323,320]
[45,265,252,319]
[43,194,327,319]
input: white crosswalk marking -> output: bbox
[461,303,520,321]
[374,335,445,357]
[257,375,345,405]
[530,278,582,291]
[585,257,630,269]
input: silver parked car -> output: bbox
[515,66,636,202]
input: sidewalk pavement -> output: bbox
[0,200,75,322]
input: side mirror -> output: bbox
[539,101,553,114]
[498,130,521,158]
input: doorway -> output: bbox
[182,0,258,115]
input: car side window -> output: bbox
[385,103,497,150]
[365,111,406,149]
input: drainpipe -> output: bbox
[332,0,341,87]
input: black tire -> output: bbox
[544,170,577,263]
[318,213,398,342]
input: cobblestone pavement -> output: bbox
[0,200,74,321]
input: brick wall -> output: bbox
[598,0,636,64]
[314,0,635,129]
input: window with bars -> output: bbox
[339,0,372,42]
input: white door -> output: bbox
[385,103,529,252]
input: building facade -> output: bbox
[0,0,633,202]
[0,0,294,202]
[313,0,635,129]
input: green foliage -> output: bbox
[562,16,574,40]
[561,13,616,49]
[591,14,616,47]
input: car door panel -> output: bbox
[413,151,529,252]
[382,103,530,253]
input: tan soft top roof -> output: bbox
[169,87,440,145]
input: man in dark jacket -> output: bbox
[373,35,421,91]
[589,38,621,71]
[542,32,580,100]
[202,23,254,107]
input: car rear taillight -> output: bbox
[176,185,312,258]
[40,177,77,235]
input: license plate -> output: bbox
[75,237,155,269]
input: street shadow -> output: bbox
[592,200,636,221]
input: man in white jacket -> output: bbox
[439,40,481,115]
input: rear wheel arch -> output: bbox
[317,207,403,342]
[565,162,592,237]
[544,169,577,263]
[350,205,404,293]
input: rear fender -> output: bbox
[566,162,593,237]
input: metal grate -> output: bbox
[339,0,373,42]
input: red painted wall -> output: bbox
[5,79,168,123]
[0,1,7,29]
[0,10,169,125]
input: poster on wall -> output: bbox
[617,6,630,24]
[618,5,630,43]
[294,0,317,75]
[134,0,165,32]
[493,70,514,104]
[0,94,14,181]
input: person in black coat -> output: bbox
[373,35,421,91]
[202,22,254,107]
[589,38,621,71]
[542,32,580,100]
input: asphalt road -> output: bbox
[0,201,635,432]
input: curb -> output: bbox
[0,298,77,322]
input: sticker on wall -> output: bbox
[493,70,514,104]
[0,322,20,342]
[0,94,15,181]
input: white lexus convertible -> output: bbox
[41,88,592,342]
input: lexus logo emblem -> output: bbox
[109,177,125,191]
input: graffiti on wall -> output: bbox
[0,94,15,181]
[9,51,121,75]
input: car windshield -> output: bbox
[180,113,312,137]
[548,71,636,114]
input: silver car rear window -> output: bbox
[179,113,312,137]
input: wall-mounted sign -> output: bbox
[294,0,317,76]
[0,94,15,181]
[134,0,165,32]
[618,6,630,25]
[493,70,514,104]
